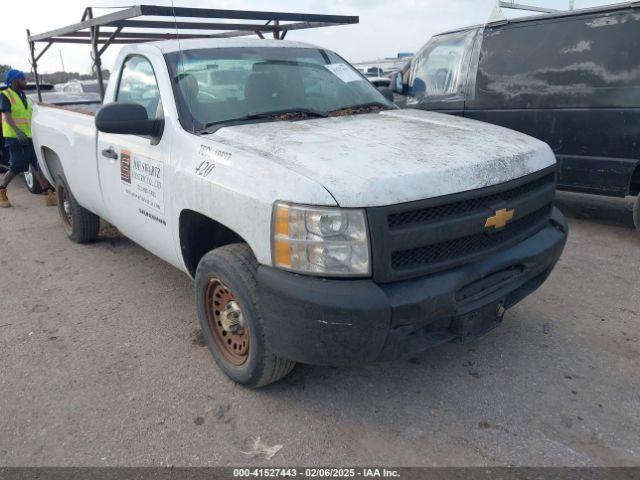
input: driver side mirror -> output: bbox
[392,72,408,96]
[96,102,164,140]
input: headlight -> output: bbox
[272,202,371,277]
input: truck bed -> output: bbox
[32,102,105,217]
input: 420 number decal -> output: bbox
[195,145,233,178]
[195,160,215,178]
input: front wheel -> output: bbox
[24,165,44,194]
[55,173,100,243]
[195,244,295,388]
[634,195,640,231]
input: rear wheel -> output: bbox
[55,173,100,243]
[634,195,640,231]
[24,165,44,194]
[195,244,295,388]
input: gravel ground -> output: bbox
[0,181,638,467]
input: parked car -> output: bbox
[29,90,102,104]
[24,81,55,94]
[392,3,640,229]
[32,38,567,387]
[365,66,385,77]
[59,79,107,95]
[367,76,391,88]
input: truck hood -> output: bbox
[209,109,555,207]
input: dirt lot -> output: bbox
[0,180,639,467]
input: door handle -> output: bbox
[101,148,118,160]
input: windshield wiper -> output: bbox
[202,108,328,130]
[328,102,393,116]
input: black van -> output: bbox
[392,3,640,229]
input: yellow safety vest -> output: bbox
[1,88,33,138]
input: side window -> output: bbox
[410,30,476,100]
[116,56,163,119]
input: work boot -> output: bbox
[0,188,11,208]
[44,189,57,207]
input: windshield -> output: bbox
[165,47,395,133]
[408,30,476,102]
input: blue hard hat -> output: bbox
[5,69,25,85]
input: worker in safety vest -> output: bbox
[0,69,56,208]
[0,97,8,171]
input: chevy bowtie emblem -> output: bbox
[485,208,515,230]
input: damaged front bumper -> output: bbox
[257,208,568,365]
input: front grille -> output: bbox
[367,167,557,283]
[392,205,552,270]
[388,173,555,229]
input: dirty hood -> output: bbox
[209,109,555,207]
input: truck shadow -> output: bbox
[555,191,636,230]
[261,311,551,397]
[96,221,135,252]
[249,308,607,463]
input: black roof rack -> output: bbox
[26,5,359,101]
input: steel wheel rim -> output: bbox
[58,185,73,231]
[24,169,34,189]
[205,278,249,366]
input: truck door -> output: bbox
[97,54,175,262]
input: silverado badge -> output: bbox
[485,208,515,230]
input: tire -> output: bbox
[55,173,100,243]
[195,244,295,388]
[634,195,640,231]
[24,165,44,194]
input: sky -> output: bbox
[1,0,618,75]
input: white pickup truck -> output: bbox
[32,38,567,387]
